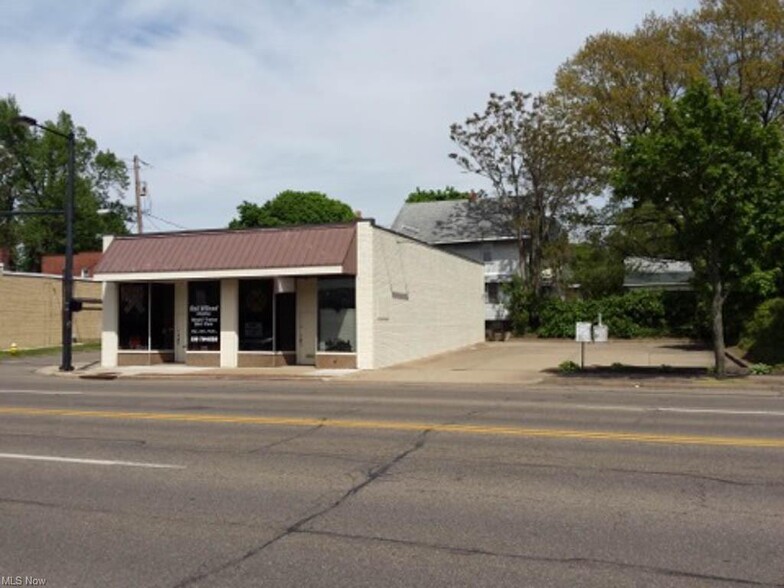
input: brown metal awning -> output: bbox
[94,223,357,280]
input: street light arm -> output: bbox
[12,115,38,127]
[12,115,72,140]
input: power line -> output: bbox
[142,161,232,194]
[143,211,188,231]
[144,215,163,232]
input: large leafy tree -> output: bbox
[555,13,698,149]
[613,82,784,376]
[555,0,784,150]
[449,91,600,297]
[698,0,784,126]
[0,96,131,270]
[229,190,356,229]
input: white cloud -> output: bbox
[1,0,700,230]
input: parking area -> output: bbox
[349,338,715,385]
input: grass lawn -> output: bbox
[0,341,101,360]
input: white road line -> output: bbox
[0,453,185,469]
[656,407,784,417]
[557,403,784,416]
[0,389,83,395]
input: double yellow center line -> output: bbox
[1,406,782,448]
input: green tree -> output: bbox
[555,13,698,149]
[450,91,601,299]
[613,82,784,376]
[555,0,784,150]
[569,237,626,299]
[569,201,680,299]
[229,190,356,229]
[698,0,784,125]
[0,96,131,270]
[405,186,470,203]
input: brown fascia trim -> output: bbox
[371,223,484,267]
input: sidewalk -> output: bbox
[40,362,356,381]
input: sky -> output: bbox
[1,0,700,232]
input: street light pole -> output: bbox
[62,129,75,371]
[12,115,75,371]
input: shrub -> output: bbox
[662,291,700,337]
[749,363,773,375]
[537,290,667,339]
[558,360,581,374]
[502,276,543,336]
[740,298,784,365]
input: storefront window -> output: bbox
[118,283,174,350]
[318,277,356,353]
[239,279,273,351]
[118,283,148,350]
[275,292,296,351]
[188,281,220,351]
[150,283,175,350]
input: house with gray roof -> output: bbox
[392,199,526,332]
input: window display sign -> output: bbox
[188,281,220,351]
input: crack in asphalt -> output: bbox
[247,421,326,454]
[171,429,431,588]
[248,408,365,454]
[297,529,783,587]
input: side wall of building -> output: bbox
[0,272,102,349]
[364,226,484,369]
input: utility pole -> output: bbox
[133,154,143,234]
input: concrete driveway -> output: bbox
[349,338,715,385]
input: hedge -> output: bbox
[536,290,692,339]
[740,298,784,365]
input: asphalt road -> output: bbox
[1,354,783,587]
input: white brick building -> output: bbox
[94,220,484,370]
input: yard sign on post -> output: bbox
[575,322,592,369]
[575,316,609,370]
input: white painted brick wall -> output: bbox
[355,222,375,369]
[368,226,484,369]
